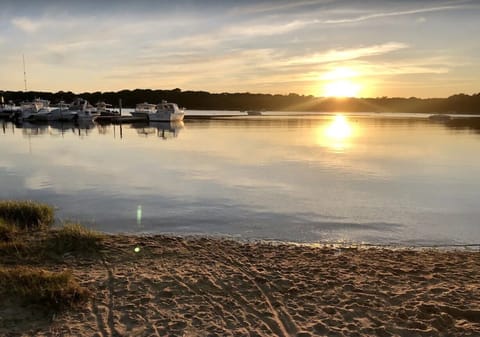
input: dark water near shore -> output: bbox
[1,112,480,246]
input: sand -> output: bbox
[1,235,479,337]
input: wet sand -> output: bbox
[1,235,479,336]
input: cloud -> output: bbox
[281,42,409,66]
[323,5,462,24]
[11,17,42,33]
[223,20,313,37]
[229,0,333,15]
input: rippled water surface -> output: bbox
[1,113,480,246]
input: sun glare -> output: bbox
[321,67,362,97]
[325,115,352,139]
[324,80,361,98]
[316,114,356,152]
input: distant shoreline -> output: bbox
[2,89,480,114]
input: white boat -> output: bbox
[131,101,185,122]
[149,101,185,122]
[20,98,50,120]
[32,101,74,121]
[96,101,119,116]
[71,98,98,121]
[30,98,98,122]
[0,98,19,118]
[131,102,157,118]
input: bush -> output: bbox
[0,267,90,309]
[47,223,104,255]
[0,200,54,230]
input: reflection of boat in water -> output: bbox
[131,121,184,139]
[428,114,451,121]
[131,101,185,122]
[19,119,95,136]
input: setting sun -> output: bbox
[323,80,361,98]
[321,67,362,97]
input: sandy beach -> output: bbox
[1,235,479,337]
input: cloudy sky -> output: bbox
[0,0,479,97]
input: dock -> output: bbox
[93,114,242,124]
[94,115,147,124]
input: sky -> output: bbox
[0,0,479,98]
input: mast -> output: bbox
[23,54,27,91]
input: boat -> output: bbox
[20,98,50,120]
[0,98,19,119]
[71,98,98,121]
[246,110,262,116]
[149,101,185,122]
[32,101,73,122]
[96,101,119,116]
[29,98,98,122]
[131,102,157,118]
[131,100,185,122]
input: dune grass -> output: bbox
[0,220,18,242]
[0,267,90,309]
[0,200,54,230]
[46,223,104,256]
[0,201,97,312]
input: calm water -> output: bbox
[1,113,480,246]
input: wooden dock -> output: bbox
[93,115,147,124]
[93,114,242,124]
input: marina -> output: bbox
[1,112,480,246]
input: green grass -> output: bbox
[47,223,104,256]
[0,200,54,230]
[0,267,90,309]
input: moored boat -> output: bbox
[149,101,185,122]
[131,101,185,122]
[131,102,157,118]
[20,98,50,120]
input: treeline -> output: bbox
[1,89,480,114]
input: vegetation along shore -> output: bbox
[1,200,479,336]
[2,89,480,114]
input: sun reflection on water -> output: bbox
[317,115,356,152]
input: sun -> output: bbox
[321,67,362,97]
[324,80,361,98]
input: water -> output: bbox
[1,112,480,246]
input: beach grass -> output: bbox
[0,200,54,230]
[0,267,90,309]
[0,219,18,241]
[46,223,104,256]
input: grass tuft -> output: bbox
[0,267,90,309]
[0,220,18,242]
[0,200,54,230]
[47,223,104,256]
